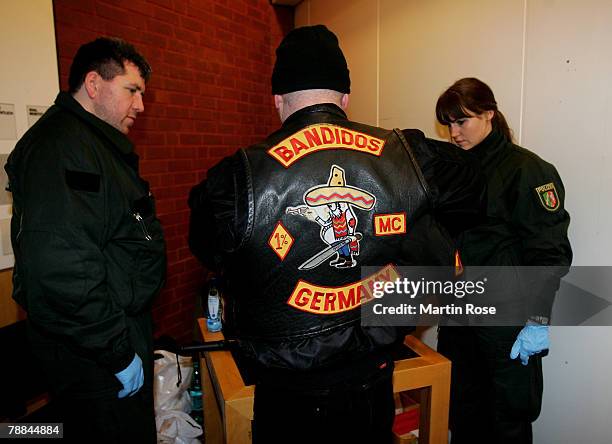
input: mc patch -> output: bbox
[534,182,560,212]
[373,213,406,236]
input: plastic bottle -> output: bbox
[189,358,203,425]
[206,278,222,332]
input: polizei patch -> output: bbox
[535,182,560,211]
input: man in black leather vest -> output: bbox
[189,25,485,444]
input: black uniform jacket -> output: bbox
[189,104,485,372]
[458,127,572,320]
[5,92,166,376]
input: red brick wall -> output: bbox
[53,0,293,343]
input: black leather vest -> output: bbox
[225,105,454,341]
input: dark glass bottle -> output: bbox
[189,357,203,425]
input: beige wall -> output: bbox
[521,0,612,266]
[0,0,58,272]
[0,0,58,154]
[295,1,612,443]
[378,0,524,139]
[297,0,379,124]
[296,0,524,138]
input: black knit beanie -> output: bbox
[271,25,350,95]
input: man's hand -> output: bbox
[115,354,144,398]
[510,325,550,365]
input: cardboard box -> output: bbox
[393,431,418,444]
[393,389,420,441]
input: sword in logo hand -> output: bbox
[298,234,362,271]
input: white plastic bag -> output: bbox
[154,350,203,442]
[156,410,203,444]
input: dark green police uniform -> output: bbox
[438,127,572,444]
[5,92,166,443]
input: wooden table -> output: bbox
[198,319,450,444]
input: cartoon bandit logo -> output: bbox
[286,165,376,270]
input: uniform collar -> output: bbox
[282,103,348,128]
[469,126,507,160]
[55,91,135,155]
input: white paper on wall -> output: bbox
[26,105,49,128]
[0,103,17,140]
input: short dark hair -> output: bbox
[68,37,152,93]
[436,77,513,142]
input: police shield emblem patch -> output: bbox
[535,182,560,211]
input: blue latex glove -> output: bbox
[115,353,144,398]
[510,325,550,365]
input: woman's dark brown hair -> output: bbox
[435,77,513,142]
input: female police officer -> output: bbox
[435,77,572,444]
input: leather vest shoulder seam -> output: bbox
[235,148,254,251]
[394,128,433,208]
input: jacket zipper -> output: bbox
[133,212,152,240]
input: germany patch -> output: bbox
[534,182,560,211]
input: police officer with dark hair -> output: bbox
[189,26,484,444]
[5,37,165,443]
[435,77,572,444]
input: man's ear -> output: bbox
[274,94,283,111]
[274,94,285,122]
[83,71,100,99]
[340,93,349,110]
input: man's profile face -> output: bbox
[92,61,145,134]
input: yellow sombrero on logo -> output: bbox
[304,165,376,210]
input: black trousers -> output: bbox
[27,321,156,444]
[252,356,395,444]
[54,389,156,443]
[437,326,544,444]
